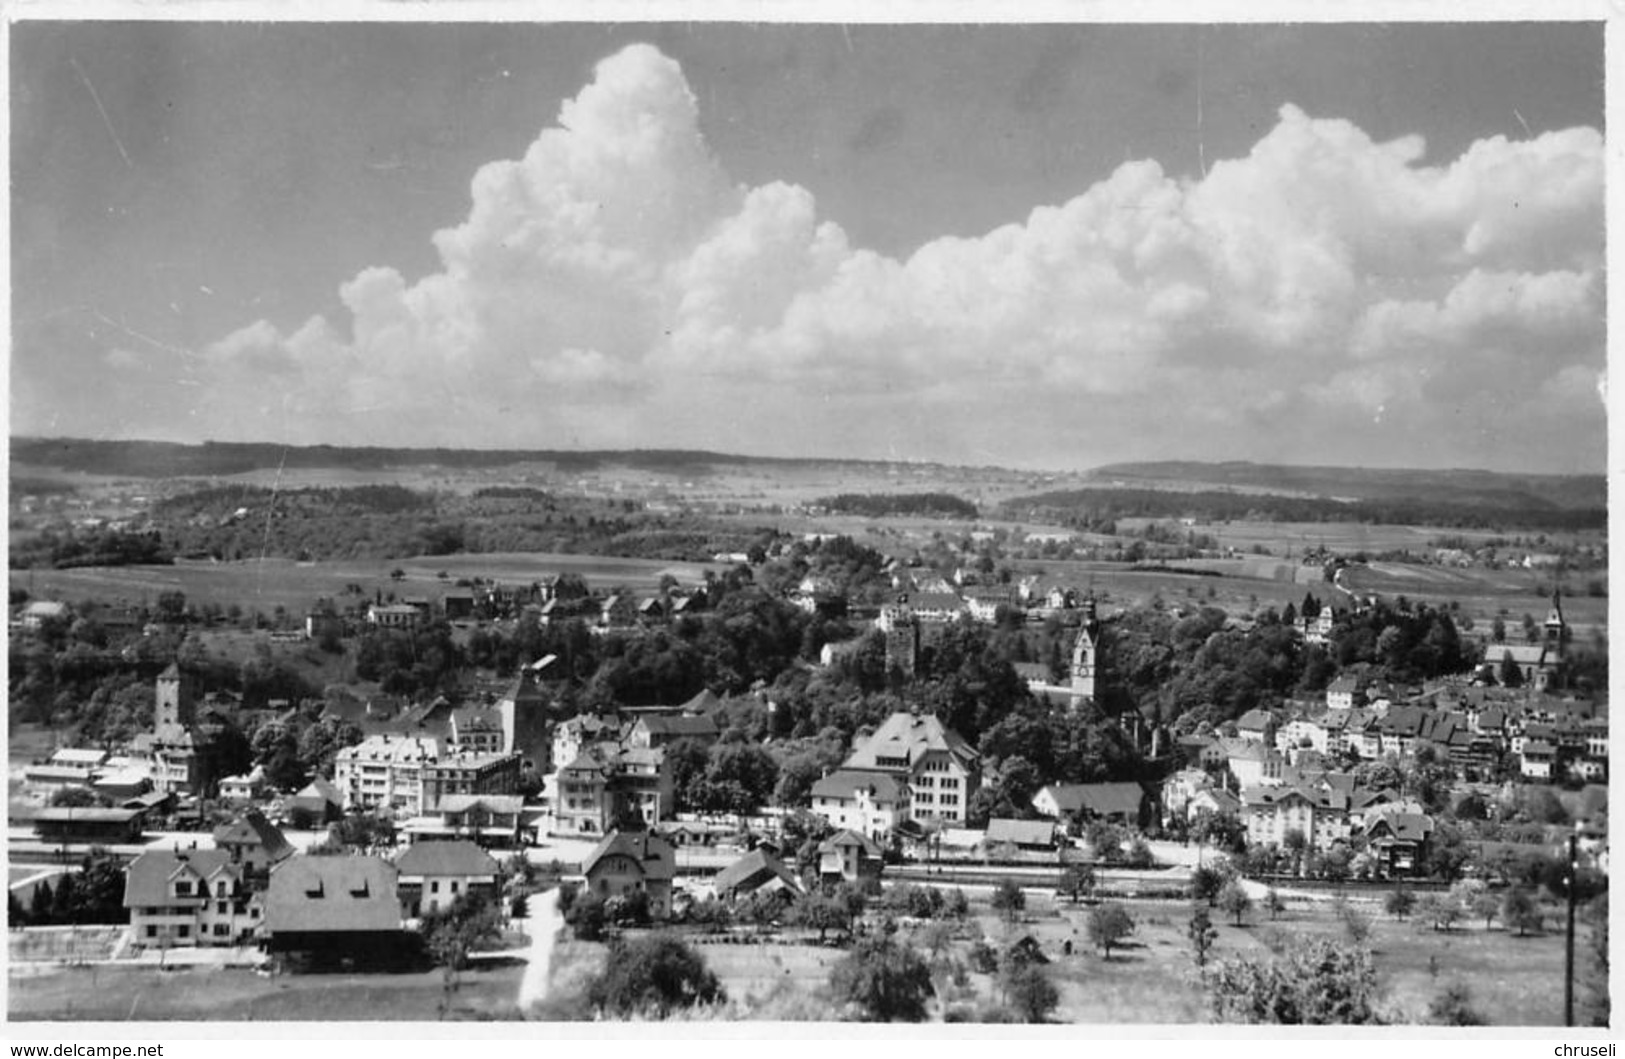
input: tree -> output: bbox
[1209,939,1381,1025]
[1218,881,1252,927]
[793,892,851,944]
[419,891,502,970]
[1058,863,1096,905]
[991,879,1026,925]
[829,935,935,1022]
[1087,902,1135,959]
[1385,885,1416,921]
[1000,963,1060,1023]
[1501,888,1544,937]
[1189,904,1219,969]
[1191,865,1226,907]
[586,933,724,1018]
[1263,888,1285,921]
[565,890,607,942]
[1417,893,1460,933]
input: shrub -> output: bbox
[829,935,935,1022]
[1087,902,1135,959]
[1209,939,1381,1024]
[586,933,724,1018]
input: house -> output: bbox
[123,849,259,948]
[1325,675,1366,711]
[394,840,501,918]
[1031,782,1152,829]
[842,711,980,826]
[367,603,420,630]
[262,856,410,965]
[1520,740,1557,781]
[333,735,440,814]
[212,808,294,876]
[627,714,721,750]
[809,770,910,841]
[218,764,267,802]
[984,817,1062,852]
[1235,709,1276,744]
[1362,810,1434,877]
[18,600,70,633]
[582,829,676,919]
[712,848,803,902]
[31,807,145,845]
[1222,738,1285,788]
[283,777,344,826]
[1176,735,1228,769]
[449,707,506,755]
[552,714,620,777]
[1187,787,1242,822]
[817,829,884,886]
[1241,782,1351,852]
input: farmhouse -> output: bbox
[582,828,675,919]
[263,856,411,966]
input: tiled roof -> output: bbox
[212,808,294,863]
[712,848,800,897]
[393,839,500,878]
[1038,781,1146,818]
[844,712,978,771]
[811,770,908,803]
[583,829,675,881]
[265,857,401,934]
[123,849,237,908]
[985,818,1060,846]
[635,715,720,738]
[817,829,883,857]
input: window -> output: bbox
[213,924,229,937]
[217,901,228,914]
[177,925,190,939]
[217,881,228,896]
[173,881,192,897]
[145,925,158,938]
[450,881,460,894]
[430,881,440,893]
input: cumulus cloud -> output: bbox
[197,46,1604,469]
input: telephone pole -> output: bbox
[1563,831,1578,1026]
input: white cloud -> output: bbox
[193,46,1604,469]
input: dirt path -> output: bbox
[514,887,564,1012]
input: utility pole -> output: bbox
[1563,831,1578,1027]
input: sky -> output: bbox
[10,20,1607,474]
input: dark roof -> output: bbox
[985,818,1060,847]
[1365,811,1434,844]
[393,839,500,878]
[265,857,401,934]
[811,770,908,803]
[680,688,726,716]
[123,849,237,908]
[431,793,525,816]
[1038,782,1145,819]
[817,830,883,857]
[635,714,720,738]
[583,830,675,881]
[712,848,801,897]
[29,807,143,825]
[212,808,294,863]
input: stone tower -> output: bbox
[497,666,551,770]
[1543,589,1568,654]
[154,662,195,731]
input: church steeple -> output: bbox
[1543,588,1567,651]
[1070,595,1102,700]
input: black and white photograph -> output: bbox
[6,8,1611,1034]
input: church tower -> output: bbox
[1070,597,1102,701]
[1543,589,1568,654]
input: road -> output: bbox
[514,887,564,1013]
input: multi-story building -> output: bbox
[1241,782,1352,852]
[810,770,910,840]
[334,734,440,814]
[841,711,980,827]
[123,849,261,948]
[551,741,675,835]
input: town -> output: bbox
[7,528,1610,1024]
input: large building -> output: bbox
[839,711,980,827]
[123,848,261,949]
[334,734,520,816]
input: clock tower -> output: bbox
[1070,597,1102,701]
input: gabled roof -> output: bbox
[431,793,525,816]
[393,839,500,878]
[583,829,675,881]
[290,776,343,807]
[265,857,401,934]
[712,848,801,897]
[1036,782,1146,819]
[818,829,883,857]
[844,712,978,772]
[1236,709,1275,732]
[635,714,720,739]
[985,818,1060,846]
[1364,811,1433,844]
[123,849,238,908]
[679,688,726,716]
[811,770,908,803]
[1243,783,1349,811]
[212,808,294,863]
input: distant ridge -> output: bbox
[1088,460,1605,512]
[9,437,885,479]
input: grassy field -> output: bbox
[10,551,723,615]
[8,959,527,1022]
